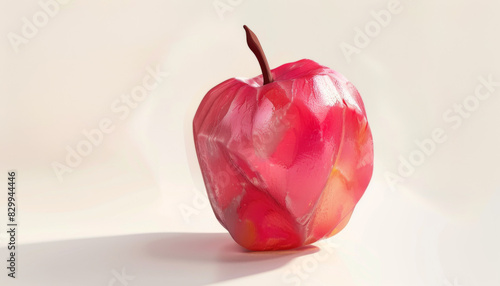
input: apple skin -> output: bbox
[193,59,373,251]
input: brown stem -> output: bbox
[243,25,273,85]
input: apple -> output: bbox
[193,25,373,251]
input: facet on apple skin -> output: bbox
[304,105,373,244]
[272,59,335,81]
[224,182,302,251]
[194,82,253,228]
[193,59,373,250]
[282,77,346,221]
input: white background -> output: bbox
[1,0,499,285]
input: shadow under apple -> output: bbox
[3,232,319,285]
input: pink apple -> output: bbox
[193,26,373,251]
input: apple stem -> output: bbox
[244,25,274,85]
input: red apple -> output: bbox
[193,26,373,251]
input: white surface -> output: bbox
[1,0,499,285]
